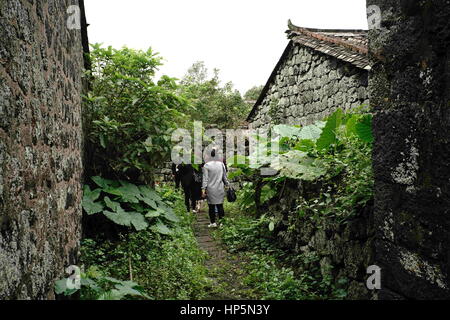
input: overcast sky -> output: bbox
[84,0,368,94]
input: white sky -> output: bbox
[84,0,368,94]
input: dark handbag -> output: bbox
[226,187,237,202]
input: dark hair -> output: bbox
[211,148,216,157]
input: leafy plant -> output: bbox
[55,266,150,300]
[179,61,250,129]
[229,109,374,220]
[84,44,189,182]
[79,187,210,300]
[82,176,178,234]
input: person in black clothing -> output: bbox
[176,163,202,212]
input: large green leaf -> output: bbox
[298,123,323,140]
[97,279,150,300]
[345,114,358,136]
[145,210,161,218]
[139,185,162,203]
[103,204,148,231]
[117,181,142,203]
[355,114,373,143]
[273,124,302,139]
[101,180,141,203]
[104,196,119,211]
[82,185,104,215]
[160,205,179,223]
[270,151,326,181]
[316,109,343,150]
[92,176,115,189]
[151,220,172,235]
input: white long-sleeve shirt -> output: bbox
[202,161,229,205]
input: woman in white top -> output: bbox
[201,148,229,227]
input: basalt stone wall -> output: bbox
[0,0,84,299]
[249,43,369,129]
[369,0,450,299]
[267,180,375,300]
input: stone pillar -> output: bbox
[368,0,450,299]
[0,0,84,299]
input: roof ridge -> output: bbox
[287,19,368,55]
[287,19,368,34]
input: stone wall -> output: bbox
[249,43,369,128]
[266,179,375,300]
[369,0,450,299]
[0,0,84,299]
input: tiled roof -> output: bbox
[246,21,370,122]
[287,20,370,70]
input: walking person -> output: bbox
[201,147,229,228]
[177,163,199,213]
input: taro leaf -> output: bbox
[139,185,162,203]
[151,220,172,235]
[114,281,149,298]
[145,210,161,218]
[80,277,100,292]
[92,176,114,189]
[119,181,142,203]
[104,196,119,211]
[160,205,179,223]
[355,114,373,143]
[129,212,149,231]
[273,124,302,139]
[140,197,158,210]
[345,114,358,136]
[83,185,101,201]
[103,204,148,231]
[316,109,343,150]
[130,202,146,213]
[294,139,315,152]
[271,151,326,181]
[314,120,327,129]
[109,181,141,203]
[82,185,103,215]
[297,123,323,140]
[98,280,150,300]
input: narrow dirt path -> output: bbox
[193,203,255,300]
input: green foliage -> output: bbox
[229,109,374,220]
[215,214,346,299]
[235,182,278,213]
[316,108,343,150]
[55,267,150,300]
[244,85,264,102]
[84,44,189,181]
[354,114,374,143]
[80,187,209,300]
[180,61,250,128]
[82,176,178,233]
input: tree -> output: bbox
[84,44,189,183]
[180,61,250,129]
[244,85,264,102]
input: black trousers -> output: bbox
[208,204,224,223]
[182,184,197,212]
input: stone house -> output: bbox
[247,21,371,128]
